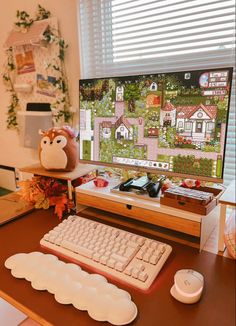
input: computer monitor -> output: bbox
[79,67,233,183]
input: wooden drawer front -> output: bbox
[76,193,201,237]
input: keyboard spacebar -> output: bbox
[61,240,93,258]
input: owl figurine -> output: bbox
[39,126,78,172]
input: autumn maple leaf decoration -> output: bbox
[49,194,68,221]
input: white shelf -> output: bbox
[76,180,204,223]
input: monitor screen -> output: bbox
[79,67,233,182]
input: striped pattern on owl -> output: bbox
[39,126,78,171]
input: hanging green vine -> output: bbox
[45,58,72,123]
[15,10,34,31]
[41,26,71,122]
[35,5,51,21]
[2,4,72,129]
[2,47,20,129]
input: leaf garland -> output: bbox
[35,5,51,21]
[15,10,34,32]
[2,5,72,129]
[42,29,71,123]
[2,47,20,129]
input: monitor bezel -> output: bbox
[79,67,234,184]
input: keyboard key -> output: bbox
[115,261,125,272]
[145,239,152,247]
[138,272,148,282]
[149,255,159,265]
[118,249,125,256]
[158,244,166,253]
[150,241,158,249]
[43,233,50,241]
[93,253,101,262]
[127,241,138,248]
[137,237,145,246]
[143,253,151,262]
[107,258,116,268]
[135,263,145,271]
[124,247,138,259]
[125,266,133,276]
[54,238,63,246]
[100,256,109,265]
[61,240,77,251]
[110,253,128,264]
[136,251,144,260]
[75,245,93,258]
[131,268,139,279]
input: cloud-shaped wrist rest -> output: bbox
[5,252,137,325]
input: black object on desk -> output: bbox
[119,175,163,197]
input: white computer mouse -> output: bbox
[170,269,204,304]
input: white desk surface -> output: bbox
[219,180,236,206]
[0,192,34,225]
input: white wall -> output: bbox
[0,0,80,169]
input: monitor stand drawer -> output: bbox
[76,193,201,237]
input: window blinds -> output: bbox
[78,0,235,184]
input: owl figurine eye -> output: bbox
[41,136,50,147]
[53,135,67,148]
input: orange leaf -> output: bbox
[50,195,68,220]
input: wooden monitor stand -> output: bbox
[76,179,220,251]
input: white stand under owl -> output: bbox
[39,126,78,172]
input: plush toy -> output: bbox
[39,126,78,172]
